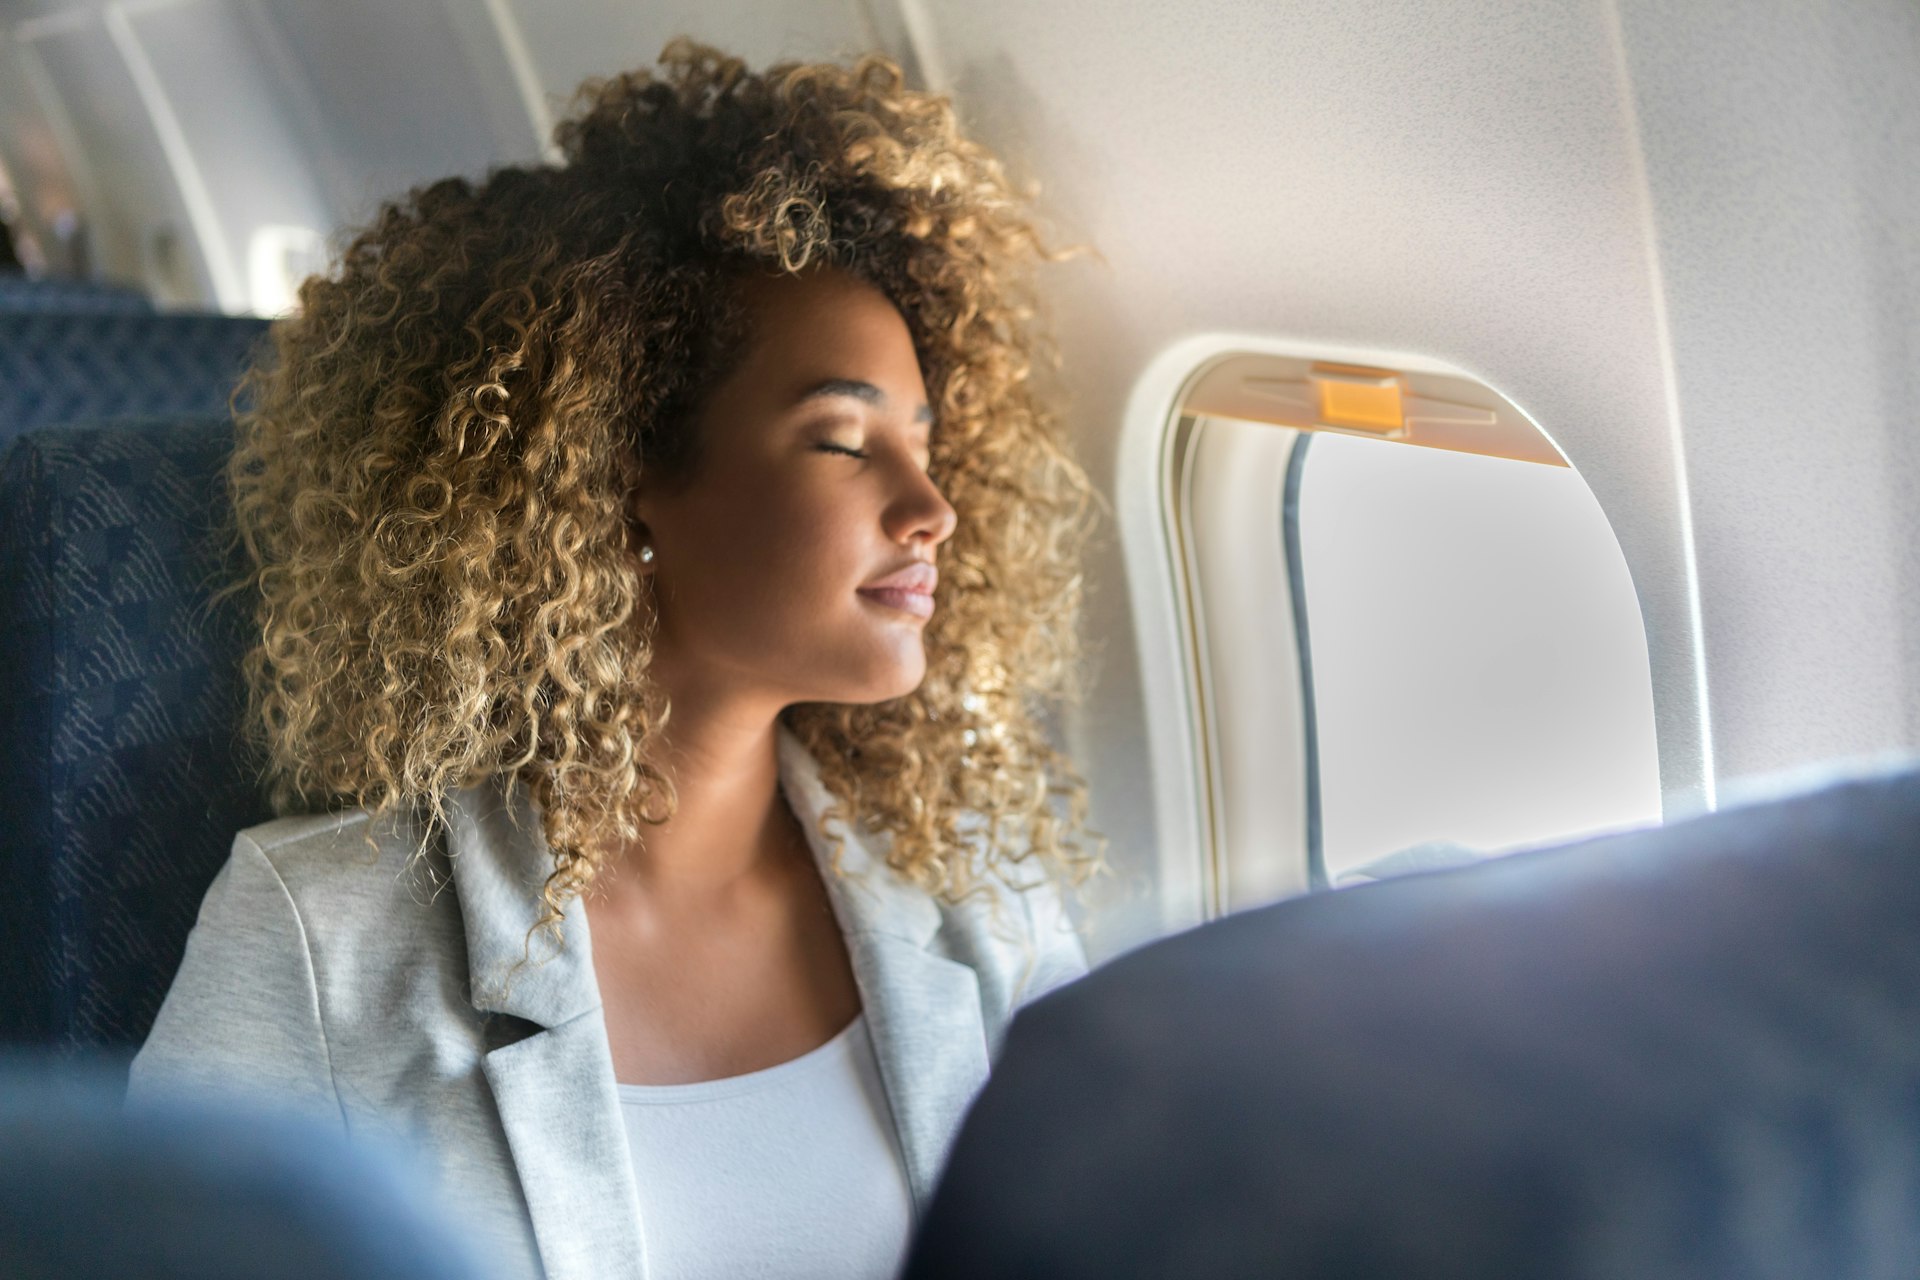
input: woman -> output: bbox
[126,37,1103,1280]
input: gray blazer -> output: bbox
[126,724,1088,1280]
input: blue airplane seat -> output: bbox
[0,418,272,1066]
[0,273,156,315]
[0,311,269,443]
[1,1052,484,1278]
[906,757,1920,1279]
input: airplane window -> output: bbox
[1162,351,1662,915]
[247,224,325,317]
[0,158,30,272]
[1296,430,1661,885]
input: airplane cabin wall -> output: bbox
[0,0,1914,955]
[896,0,1920,950]
[1614,0,1920,784]
[923,0,1711,951]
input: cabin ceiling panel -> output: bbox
[250,0,537,222]
[0,0,73,23]
[124,0,331,311]
[503,0,881,116]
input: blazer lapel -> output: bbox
[841,930,992,1211]
[482,1015,645,1280]
[444,729,996,1272]
[449,778,649,1280]
[776,726,992,1213]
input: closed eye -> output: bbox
[815,439,937,474]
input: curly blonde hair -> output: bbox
[222,38,1106,934]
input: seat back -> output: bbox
[0,419,271,1061]
[0,312,269,444]
[0,274,155,315]
[907,760,1920,1279]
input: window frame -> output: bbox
[1116,336,1608,926]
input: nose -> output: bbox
[887,462,958,551]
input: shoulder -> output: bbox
[124,810,410,1113]
[240,803,410,877]
[129,801,468,1087]
[155,802,467,1029]
[234,803,457,934]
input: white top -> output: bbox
[615,1014,915,1280]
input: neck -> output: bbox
[596,661,802,902]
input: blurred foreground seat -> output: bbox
[0,1054,483,1279]
[905,758,1920,1279]
[0,420,268,1063]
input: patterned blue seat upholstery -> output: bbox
[0,419,272,1066]
[0,274,156,315]
[0,313,269,443]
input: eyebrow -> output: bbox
[794,377,935,425]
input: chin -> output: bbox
[792,612,930,704]
[862,664,928,705]
[812,653,927,706]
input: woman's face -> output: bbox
[630,265,958,716]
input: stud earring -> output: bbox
[639,544,656,564]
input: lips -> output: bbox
[857,560,937,619]
[861,561,937,593]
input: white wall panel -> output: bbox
[1615,0,1920,783]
